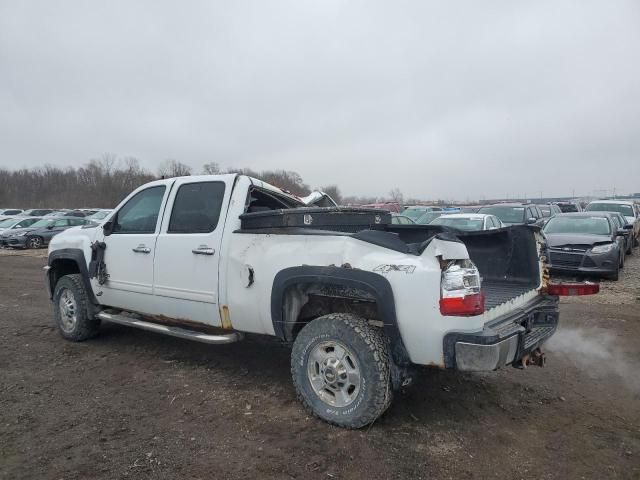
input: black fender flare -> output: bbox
[271,266,410,365]
[47,248,98,306]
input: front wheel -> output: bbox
[26,236,43,249]
[53,274,101,341]
[291,313,392,429]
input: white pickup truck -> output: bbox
[46,174,595,428]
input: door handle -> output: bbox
[192,245,215,256]
[132,245,151,254]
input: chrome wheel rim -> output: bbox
[58,289,77,332]
[307,341,361,407]
[29,237,41,248]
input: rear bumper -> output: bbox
[443,295,559,371]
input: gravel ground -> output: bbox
[1,253,639,479]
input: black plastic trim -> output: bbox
[271,266,410,365]
[442,295,559,368]
[47,248,98,305]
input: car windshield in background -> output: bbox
[416,212,442,224]
[28,219,55,229]
[430,217,484,231]
[586,203,634,217]
[478,206,524,223]
[89,211,111,220]
[0,218,20,228]
[557,204,578,213]
[402,208,429,220]
[543,216,611,235]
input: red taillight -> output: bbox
[440,292,485,316]
[547,282,600,296]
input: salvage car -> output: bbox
[538,204,562,218]
[21,209,55,217]
[401,205,442,222]
[390,214,415,225]
[543,212,630,280]
[1,217,89,249]
[45,174,597,428]
[585,200,639,247]
[0,217,42,235]
[429,213,503,231]
[0,209,24,219]
[477,203,545,226]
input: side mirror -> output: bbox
[46,225,54,230]
[527,217,537,224]
[103,220,114,236]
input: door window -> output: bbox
[114,186,166,234]
[168,182,226,233]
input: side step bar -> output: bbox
[96,311,243,344]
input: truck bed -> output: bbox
[481,280,535,310]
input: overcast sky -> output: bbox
[1,1,639,200]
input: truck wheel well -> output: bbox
[282,283,381,342]
[49,258,81,292]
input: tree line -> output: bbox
[0,155,359,208]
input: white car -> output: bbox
[428,213,504,231]
[585,200,639,247]
[45,174,594,428]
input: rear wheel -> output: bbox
[291,313,392,429]
[53,274,101,341]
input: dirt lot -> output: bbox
[1,250,639,479]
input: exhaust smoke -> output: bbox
[546,327,640,394]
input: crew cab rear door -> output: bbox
[152,177,233,326]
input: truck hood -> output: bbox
[545,233,612,247]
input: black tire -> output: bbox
[620,252,625,269]
[26,236,43,249]
[291,313,392,429]
[53,274,101,341]
[606,263,620,281]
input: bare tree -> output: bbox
[321,185,342,205]
[388,187,404,204]
[158,159,192,178]
[202,162,220,175]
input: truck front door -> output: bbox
[96,182,171,312]
[152,178,231,326]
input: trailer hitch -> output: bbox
[514,348,546,369]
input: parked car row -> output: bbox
[390,199,639,282]
[0,208,114,249]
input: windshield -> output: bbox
[430,217,484,231]
[415,212,442,224]
[544,216,611,235]
[89,210,111,220]
[478,206,525,223]
[0,218,19,227]
[586,203,634,217]
[28,219,55,229]
[402,207,431,220]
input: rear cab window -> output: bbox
[168,182,226,233]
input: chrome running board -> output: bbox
[96,311,243,344]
